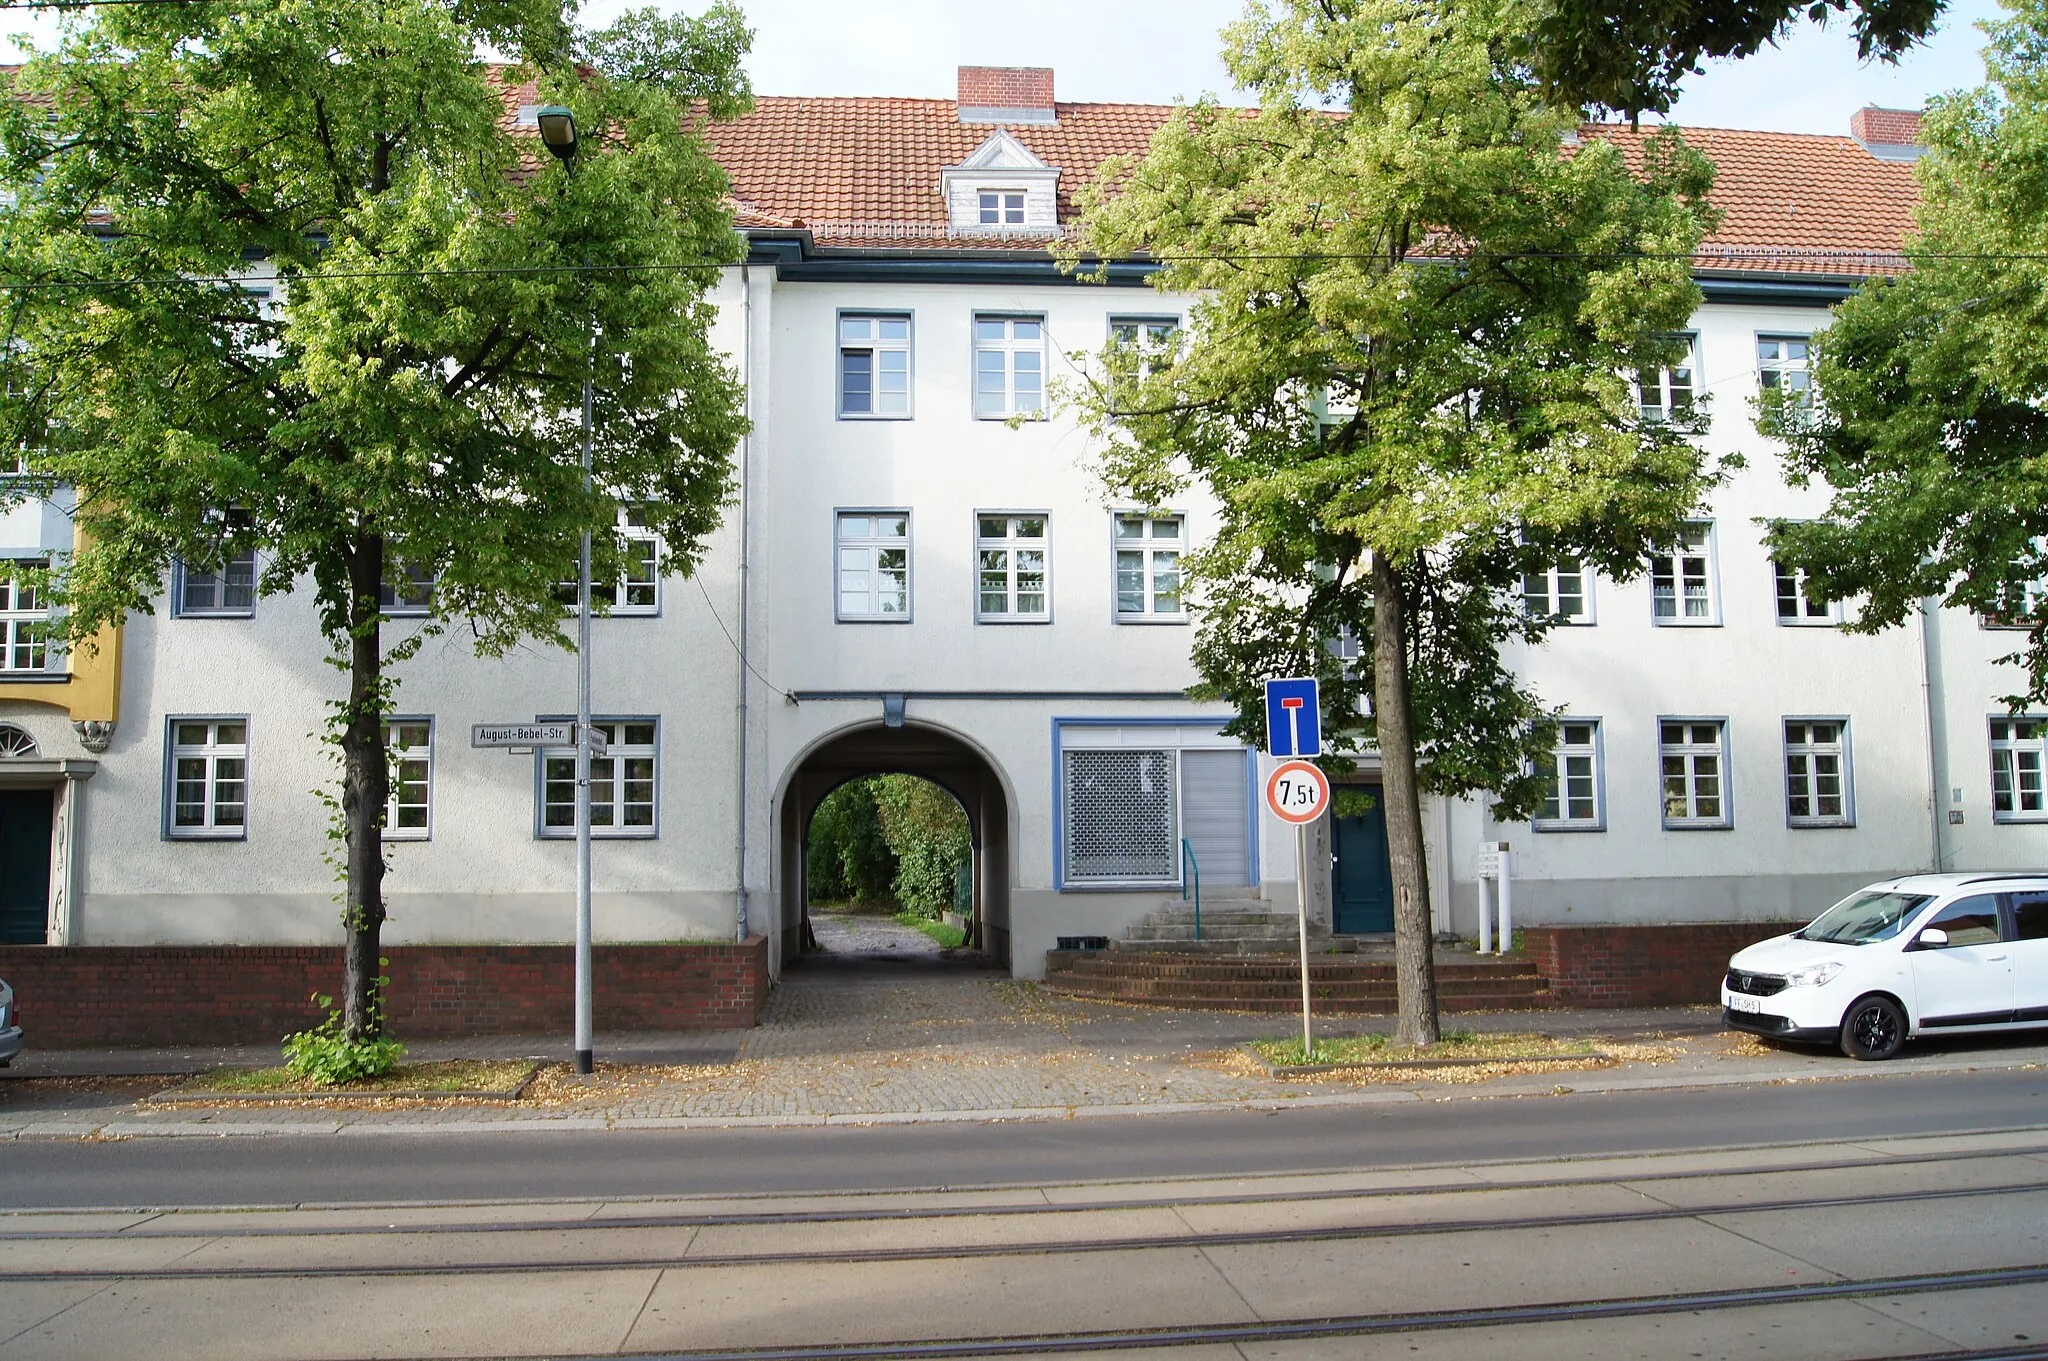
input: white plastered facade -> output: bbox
[16,246,2047,977]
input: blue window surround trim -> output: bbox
[1050,715,1260,893]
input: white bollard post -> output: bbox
[1477,868,1494,955]
[1496,846,1513,955]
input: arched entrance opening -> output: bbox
[775,722,1012,975]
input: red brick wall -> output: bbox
[0,939,769,1047]
[957,66,1055,111]
[1851,106,1922,147]
[1524,923,1800,1008]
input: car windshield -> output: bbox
[1795,891,1933,945]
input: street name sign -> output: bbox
[1264,677,1321,758]
[472,722,605,753]
[1264,759,1330,825]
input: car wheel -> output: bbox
[1839,994,1907,1061]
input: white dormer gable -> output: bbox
[940,129,1061,234]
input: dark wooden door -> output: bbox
[0,787,51,944]
[1331,793,1395,935]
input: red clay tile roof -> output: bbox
[706,94,1925,277]
[701,95,1172,247]
[1581,123,1920,276]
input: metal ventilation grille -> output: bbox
[1064,749,1176,882]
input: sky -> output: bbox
[0,0,2013,136]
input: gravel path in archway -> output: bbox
[805,908,944,958]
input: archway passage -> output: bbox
[777,723,1012,976]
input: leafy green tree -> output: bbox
[873,775,971,919]
[0,0,752,1041]
[808,778,897,906]
[1529,0,1943,117]
[1066,0,1722,1044]
[1768,0,2048,706]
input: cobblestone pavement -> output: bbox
[9,925,2048,1136]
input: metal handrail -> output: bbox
[1180,838,1201,941]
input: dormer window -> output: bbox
[942,130,1060,235]
[979,191,1025,227]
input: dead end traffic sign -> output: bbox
[1264,759,1330,825]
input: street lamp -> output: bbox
[539,103,596,1077]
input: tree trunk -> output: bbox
[340,533,389,1042]
[1372,550,1441,1047]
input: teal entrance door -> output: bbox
[0,788,52,944]
[1331,793,1395,935]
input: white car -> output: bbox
[1723,872,2048,1060]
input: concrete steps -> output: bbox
[1113,897,1331,954]
[1040,949,1552,1014]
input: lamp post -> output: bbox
[538,105,595,1076]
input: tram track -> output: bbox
[6,1170,2048,1283]
[257,1264,2048,1360]
[7,1132,2048,1238]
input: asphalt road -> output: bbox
[5,1066,2047,1209]
[7,1117,2048,1359]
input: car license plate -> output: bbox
[1729,994,1763,1014]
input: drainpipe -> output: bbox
[734,263,754,943]
[1918,596,1945,872]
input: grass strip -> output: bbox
[167,1058,539,1099]
[894,911,966,948]
[1251,1031,1598,1068]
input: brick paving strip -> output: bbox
[5,916,2048,1137]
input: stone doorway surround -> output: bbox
[0,752,96,945]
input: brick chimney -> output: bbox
[1850,105,1925,161]
[958,66,1056,124]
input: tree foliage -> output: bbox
[806,776,971,920]
[1768,0,2048,706]
[1527,0,1944,118]
[0,0,753,1038]
[873,776,972,919]
[1065,0,1723,1042]
[807,778,897,905]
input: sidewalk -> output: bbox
[6,915,2046,1138]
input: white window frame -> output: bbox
[1783,717,1854,828]
[836,509,911,622]
[1757,333,1813,414]
[537,717,658,839]
[1113,512,1187,623]
[1108,315,1179,384]
[1522,559,1596,625]
[379,562,436,618]
[384,718,433,841]
[1659,717,1731,830]
[978,189,1026,227]
[837,311,913,419]
[1636,334,1699,426]
[1991,716,2048,823]
[1773,560,1842,625]
[1650,521,1720,626]
[165,716,249,840]
[1980,539,2047,630]
[558,507,661,616]
[174,550,256,617]
[973,314,1046,420]
[975,512,1050,623]
[0,560,52,674]
[1533,718,1605,832]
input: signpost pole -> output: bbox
[1296,817,1313,1061]
[574,358,595,1077]
[1264,678,1326,1065]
